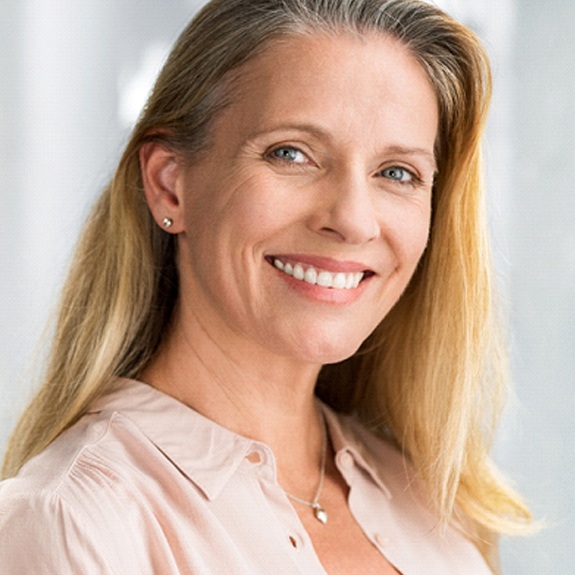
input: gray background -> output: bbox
[0,1,573,572]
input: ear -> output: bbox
[140,141,185,233]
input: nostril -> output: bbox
[316,208,380,244]
[319,226,347,241]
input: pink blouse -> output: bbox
[0,379,491,574]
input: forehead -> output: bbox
[188,30,439,177]
[218,31,438,147]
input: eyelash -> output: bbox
[266,145,309,165]
[266,146,426,188]
[378,166,422,187]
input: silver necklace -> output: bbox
[283,415,328,525]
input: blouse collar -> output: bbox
[90,378,392,501]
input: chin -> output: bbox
[292,337,365,367]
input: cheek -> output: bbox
[182,177,295,291]
[212,177,304,246]
[386,201,432,268]
[225,167,278,214]
[411,213,432,261]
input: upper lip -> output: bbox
[266,254,374,274]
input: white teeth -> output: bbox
[304,267,318,285]
[317,271,333,288]
[273,258,365,290]
[293,263,305,281]
[333,273,347,289]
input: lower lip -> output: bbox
[271,264,371,304]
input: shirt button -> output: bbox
[375,533,389,548]
[338,451,354,470]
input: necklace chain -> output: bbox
[283,413,329,525]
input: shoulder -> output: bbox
[0,410,159,573]
[1,380,183,504]
[1,408,148,500]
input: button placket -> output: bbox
[246,447,266,465]
[288,532,305,550]
[245,444,277,483]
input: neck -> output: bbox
[140,301,326,490]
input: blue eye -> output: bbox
[381,166,414,183]
[270,146,307,163]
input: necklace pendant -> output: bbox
[313,503,328,525]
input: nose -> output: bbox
[308,171,381,245]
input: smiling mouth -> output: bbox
[267,257,374,290]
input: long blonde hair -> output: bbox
[3,0,532,567]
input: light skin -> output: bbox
[141,31,438,574]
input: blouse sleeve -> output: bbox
[0,486,148,575]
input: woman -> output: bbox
[0,0,532,573]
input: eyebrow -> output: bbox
[382,145,437,173]
[246,122,437,172]
[245,122,331,143]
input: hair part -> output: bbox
[3,1,533,569]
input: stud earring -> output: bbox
[162,217,173,229]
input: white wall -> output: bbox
[496,0,575,569]
[1,1,573,572]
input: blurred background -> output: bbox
[0,1,573,572]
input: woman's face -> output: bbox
[174,32,438,366]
